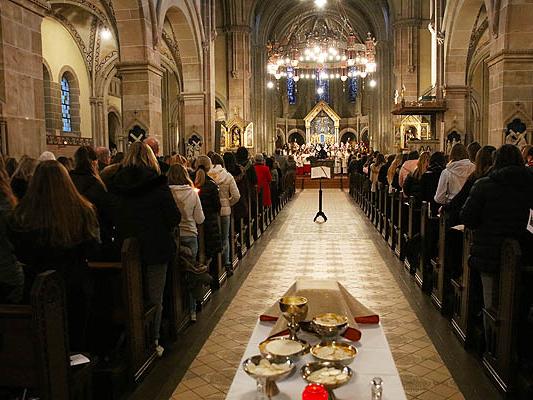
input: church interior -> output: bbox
[1,0,533,400]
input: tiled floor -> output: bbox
[170,190,465,400]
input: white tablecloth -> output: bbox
[226,321,407,399]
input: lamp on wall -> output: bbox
[101,27,112,40]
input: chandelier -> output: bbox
[266,1,377,86]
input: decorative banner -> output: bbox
[349,67,358,103]
[245,122,254,148]
[316,70,330,103]
[287,67,296,105]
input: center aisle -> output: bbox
[171,190,464,400]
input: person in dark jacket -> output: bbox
[443,145,496,225]
[70,146,118,260]
[0,157,22,304]
[109,142,180,356]
[461,144,533,340]
[403,151,430,203]
[378,154,395,186]
[8,160,100,351]
[194,155,222,260]
[224,152,249,224]
[420,152,446,215]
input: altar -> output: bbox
[305,101,341,145]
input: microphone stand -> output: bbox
[314,176,327,223]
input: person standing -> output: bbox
[208,154,240,274]
[10,156,38,200]
[8,161,100,350]
[254,154,272,208]
[109,142,180,356]
[434,143,475,205]
[399,150,419,188]
[462,145,533,343]
[95,147,111,172]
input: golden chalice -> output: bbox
[279,296,308,340]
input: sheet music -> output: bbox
[311,166,332,180]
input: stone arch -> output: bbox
[111,0,154,62]
[160,2,203,93]
[340,128,358,143]
[444,0,489,86]
[58,67,81,135]
[288,129,305,146]
[107,108,121,151]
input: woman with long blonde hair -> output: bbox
[387,154,403,192]
[403,151,430,200]
[110,141,180,355]
[8,160,99,348]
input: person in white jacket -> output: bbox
[434,143,475,205]
[167,164,205,257]
[208,153,240,272]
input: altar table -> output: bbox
[225,320,407,400]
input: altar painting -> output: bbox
[304,101,340,145]
[398,115,431,149]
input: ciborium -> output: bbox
[279,296,308,340]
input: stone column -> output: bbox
[393,17,421,101]
[180,92,206,150]
[116,62,163,144]
[226,24,252,121]
[443,85,468,139]
[0,0,49,157]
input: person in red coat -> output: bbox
[254,153,272,207]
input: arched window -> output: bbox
[61,75,72,132]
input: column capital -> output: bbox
[224,25,252,34]
[486,49,533,68]
[115,62,164,77]
[179,92,206,102]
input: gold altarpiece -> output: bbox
[222,113,254,151]
[304,101,341,145]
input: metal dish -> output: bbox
[243,355,295,398]
[258,337,310,361]
[310,341,357,366]
[301,361,353,400]
[312,313,349,339]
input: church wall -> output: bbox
[0,0,47,158]
[215,34,228,104]
[418,28,432,96]
[41,18,92,138]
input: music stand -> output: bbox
[311,166,331,223]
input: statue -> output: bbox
[394,90,399,105]
[231,126,242,147]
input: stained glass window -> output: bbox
[287,67,296,105]
[61,76,72,132]
[349,68,358,103]
[316,70,330,103]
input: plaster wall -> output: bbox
[41,17,92,138]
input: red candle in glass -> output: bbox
[302,384,328,400]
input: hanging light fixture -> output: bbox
[266,1,377,85]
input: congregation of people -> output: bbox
[349,142,533,377]
[0,139,296,364]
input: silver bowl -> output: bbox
[301,361,353,400]
[310,341,358,366]
[258,337,310,361]
[312,313,349,339]
[243,355,295,398]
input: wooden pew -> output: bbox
[388,189,399,250]
[381,184,390,240]
[0,271,92,400]
[89,239,158,384]
[417,202,436,293]
[403,196,421,274]
[165,231,190,339]
[481,239,533,396]
[396,193,409,260]
[450,227,476,347]
[431,213,451,314]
